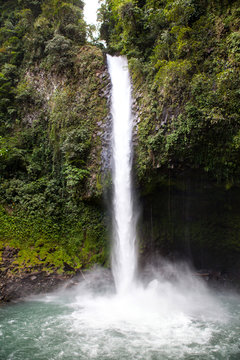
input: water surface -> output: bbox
[0,267,239,360]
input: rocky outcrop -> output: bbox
[0,246,72,303]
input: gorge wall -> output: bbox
[0,0,240,298]
[100,0,240,279]
[0,1,112,285]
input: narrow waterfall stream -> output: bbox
[107,55,137,294]
[0,57,240,360]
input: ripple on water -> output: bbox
[0,269,239,360]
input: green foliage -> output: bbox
[0,136,8,158]
[44,34,73,70]
[101,0,240,186]
[0,203,107,273]
[0,2,109,272]
[62,128,91,164]
[64,165,89,198]
[0,0,87,126]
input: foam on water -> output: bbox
[0,51,239,360]
[1,266,240,359]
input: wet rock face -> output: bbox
[0,272,68,303]
[138,175,240,287]
[97,69,112,174]
[0,246,70,303]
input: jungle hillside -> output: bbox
[0,0,240,288]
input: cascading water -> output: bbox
[1,9,240,357]
[107,55,137,294]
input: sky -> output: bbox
[84,0,100,27]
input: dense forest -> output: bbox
[100,0,240,185]
[0,0,240,280]
[0,0,109,275]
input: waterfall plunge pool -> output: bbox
[0,266,240,360]
[1,45,239,360]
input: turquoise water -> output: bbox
[0,268,240,360]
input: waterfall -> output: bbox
[107,55,138,294]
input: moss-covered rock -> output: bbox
[101,0,240,187]
[0,1,112,277]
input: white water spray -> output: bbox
[1,52,237,360]
[107,55,137,294]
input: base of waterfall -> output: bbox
[1,245,238,304]
[1,264,240,360]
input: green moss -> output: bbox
[101,0,240,186]
[0,203,108,273]
[0,0,110,275]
